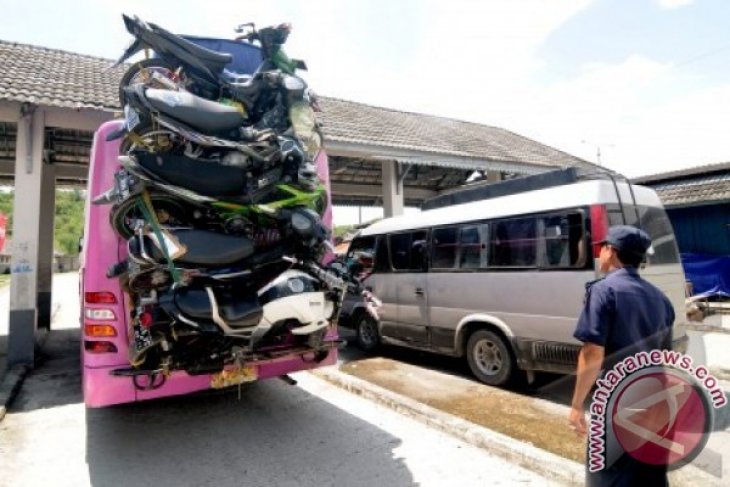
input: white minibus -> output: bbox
[340,172,689,386]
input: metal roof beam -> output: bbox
[44,107,115,132]
[331,182,436,201]
[0,159,88,179]
[325,139,554,175]
[0,101,21,122]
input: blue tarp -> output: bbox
[681,253,730,298]
[182,36,264,75]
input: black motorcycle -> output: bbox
[112,15,308,122]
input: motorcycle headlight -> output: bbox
[283,75,306,93]
[291,211,314,237]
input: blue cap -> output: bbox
[599,225,652,257]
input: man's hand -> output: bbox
[569,343,604,438]
[568,406,587,437]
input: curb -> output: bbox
[0,364,31,422]
[314,367,584,486]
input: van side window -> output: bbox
[539,212,586,268]
[389,230,429,272]
[347,236,376,273]
[374,235,391,272]
[489,218,537,267]
[432,227,458,269]
[459,224,489,269]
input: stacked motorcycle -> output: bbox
[94,15,376,379]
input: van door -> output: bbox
[383,230,430,345]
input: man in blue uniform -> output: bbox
[568,225,675,486]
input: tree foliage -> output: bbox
[0,189,86,256]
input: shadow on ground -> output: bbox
[8,327,416,487]
[85,382,417,487]
[8,328,82,411]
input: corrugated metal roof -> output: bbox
[0,39,590,171]
[634,161,730,184]
[633,163,730,207]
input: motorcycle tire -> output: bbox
[110,193,189,240]
[119,58,180,106]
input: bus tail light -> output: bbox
[84,340,118,354]
[84,308,116,321]
[85,291,118,304]
[590,204,609,258]
[84,324,118,338]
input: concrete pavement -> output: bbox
[1,325,557,487]
[2,272,729,486]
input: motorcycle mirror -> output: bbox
[235,22,255,34]
[294,59,308,71]
[92,187,118,206]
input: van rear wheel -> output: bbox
[355,314,380,352]
[466,329,515,387]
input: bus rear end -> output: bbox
[81,121,338,408]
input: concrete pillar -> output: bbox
[382,160,404,218]
[487,170,502,183]
[37,162,56,331]
[7,105,47,365]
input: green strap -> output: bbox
[138,191,181,284]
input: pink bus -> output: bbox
[80,120,338,407]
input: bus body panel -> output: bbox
[81,121,337,407]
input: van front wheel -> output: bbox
[466,329,514,387]
[355,314,380,352]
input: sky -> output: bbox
[2,0,729,224]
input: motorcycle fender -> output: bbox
[261,292,327,327]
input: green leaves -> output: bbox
[0,188,86,256]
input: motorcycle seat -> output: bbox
[146,89,245,134]
[132,230,256,267]
[173,287,264,330]
[135,152,248,197]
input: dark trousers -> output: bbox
[586,452,668,487]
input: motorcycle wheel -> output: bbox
[119,58,180,106]
[110,193,190,240]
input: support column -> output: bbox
[487,170,502,183]
[7,105,46,366]
[37,162,56,331]
[381,160,404,218]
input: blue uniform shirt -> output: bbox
[573,267,675,362]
